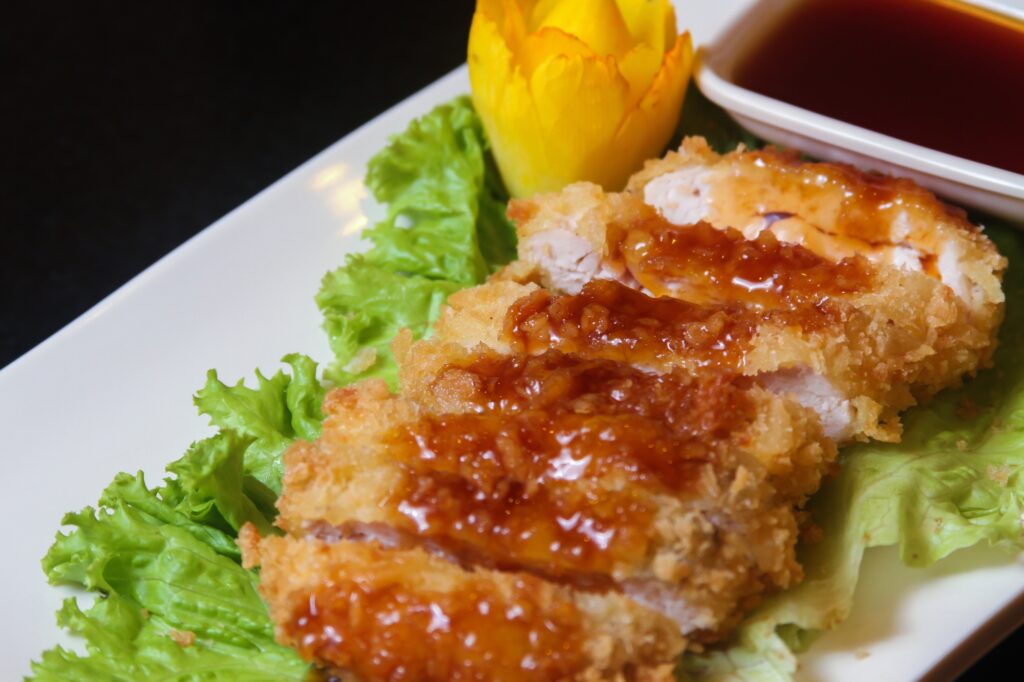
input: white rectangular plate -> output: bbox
[2,2,1022,679]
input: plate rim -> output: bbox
[6,54,1024,682]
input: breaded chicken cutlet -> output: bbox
[243,349,833,678]
[242,136,1007,681]
[421,306,835,502]
[242,314,836,679]
[241,531,685,682]
[510,142,1005,440]
[630,138,1005,327]
[265,340,831,629]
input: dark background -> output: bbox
[2,1,1018,677]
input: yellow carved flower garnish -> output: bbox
[468,0,693,197]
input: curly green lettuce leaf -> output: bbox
[153,354,321,540]
[32,594,304,682]
[164,433,278,538]
[317,257,458,386]
[318,96,515,386]
[99,471,244,561]
[363,94,516,282]
[34,480,307,681]
[682,221,1024,681]
[192,353,324,493]
[32,357,325,679]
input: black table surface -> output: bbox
[4,2,1020,678]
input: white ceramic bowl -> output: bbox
[695,0,1024,223]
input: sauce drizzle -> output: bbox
[505,279,840,371]
[291,569,587,681]
[382,351,752,579]
[614,214,871,308]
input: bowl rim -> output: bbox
[694,0,1024,200]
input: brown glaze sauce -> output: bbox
[291,572,586,682]
[707,147,961,251]
[506,280,754,370]
[732,0,1024,176]
[615,215,871,308]
[505,279,839,371]
[432,350,752,436]
[382,351,752,579]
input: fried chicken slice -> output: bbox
[240,530,685,682]
[508,170,1003,441]
[628,137,1005,330]
[394,331,834,505]
[274,349,827,639]
[433,276,893,441]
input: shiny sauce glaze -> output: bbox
[382,351,753,579]
[614,213,871,308]
[702,146,968,261]
[431,350,751,436]
[732,0,1024,176]
[291,571,586,681]
[505,279,840,371]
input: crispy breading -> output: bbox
[251,137,1006,680]
[432,276,894,441]
[275,345,833,638]
[628,137,1005,329]
[429,279,540,352]
[395,332,835,504]
[241,530,685,682]
[509,169,1002,441]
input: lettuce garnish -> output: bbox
[31,356,323,679]
[317,257,459,387]
[31,98,510,680]
[31,92,1024,681]
[317,95,515,387]
[35,475,308,681]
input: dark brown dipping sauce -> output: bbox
[733,0,1024,175]
[384,351,751,579]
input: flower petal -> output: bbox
[519,26,595,76]
[469,12,549,197]
[618,42,662,107]
[525,52,632,193]
[612,31,694,185]
[476,0,528,48]
[615,0,676,53]
[532,0,633,57]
